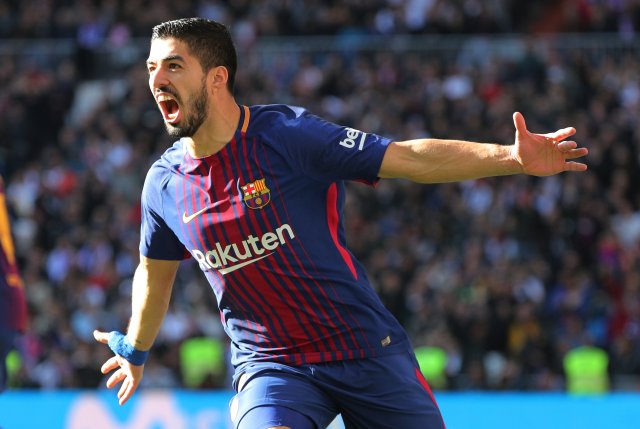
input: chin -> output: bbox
[165,124,187,138]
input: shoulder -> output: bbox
[247,104,337,144]
[143,140,183,194]
[148,140,184,178]
[247,104,317,134]
[249,103,307,123]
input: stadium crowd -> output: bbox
[2,0,640,40]
[2,1,640,392]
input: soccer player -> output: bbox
[94,18,588,429]
[0,175,27,392]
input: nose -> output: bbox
[149,67,170,92]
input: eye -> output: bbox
[168,63,181,71]
[147,64,156,74]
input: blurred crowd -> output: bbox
[3,0,640,41]
[2,1,640,392]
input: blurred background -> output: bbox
[1,0,640,427]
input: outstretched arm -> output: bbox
[379,112,588,183]
[94,255,180,405]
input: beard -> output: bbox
[165,79,208,138]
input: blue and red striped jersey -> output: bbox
[140,104,410,368]
[0,177,27,332]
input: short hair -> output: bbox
[152,18,237,92]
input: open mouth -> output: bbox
[156,94,182,124]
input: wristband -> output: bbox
[107,331,149,366]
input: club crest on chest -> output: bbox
[239,178,271,210]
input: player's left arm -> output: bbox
[379,112,588,183]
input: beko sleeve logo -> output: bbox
[338,128,367,151]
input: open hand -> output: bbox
[511,112,588,176]
[94,330,145,405]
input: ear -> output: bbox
[208,66,229,93]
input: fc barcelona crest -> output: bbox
[240,178,271,209]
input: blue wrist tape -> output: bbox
[107,331,149,366]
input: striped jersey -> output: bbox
[0,176,27,332]
[140,104,410,369]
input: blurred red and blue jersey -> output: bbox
[0,177,27,332]
[140,104,410,368]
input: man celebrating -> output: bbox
[95,18,587,429]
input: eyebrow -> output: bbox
[146,54,186,66]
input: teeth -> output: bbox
[157,94,174,102]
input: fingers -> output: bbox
[102,359,141,405]
[97,335,143,406]
[564,161,588,172]
[101,356,121,374]
[94,330,110,344]
[545,127,576,142]
[106,368,126,389]
[556,140,577,151]
[568,148,589,158]
[556,141,588,159]
[119,378,138,405]
[111,374,133,405]
[557,140,588,171]
[118,378,130,401]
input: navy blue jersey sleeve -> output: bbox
[139,164,188,260]
[273,108,392,184]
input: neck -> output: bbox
[185,95,240,159]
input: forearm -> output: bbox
[126,256,178,350]
[379,139,523,183]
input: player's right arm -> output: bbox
[94,254,179,405]
[125,255,179,351]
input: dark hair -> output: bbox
[152,18,237,92]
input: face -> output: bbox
[147,38,209,138]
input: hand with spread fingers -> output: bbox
[94,330,145,405]
[511,112,588,176]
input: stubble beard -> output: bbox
[165,80,209,138]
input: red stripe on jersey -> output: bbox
[249,139,361,355]
[415,367,445,427]
[175,157,261,343]
[200,150,300,360]
[176,156,264,345]
[234,134,343,356]
[259,142,373,356]
[222,141,317,362]
[326,183,358,280]
[230,108,308,363]
[240,137,344,356]
[183,154,279,349]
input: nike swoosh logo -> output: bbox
[218,253,273,275]
[182,207,209,223]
